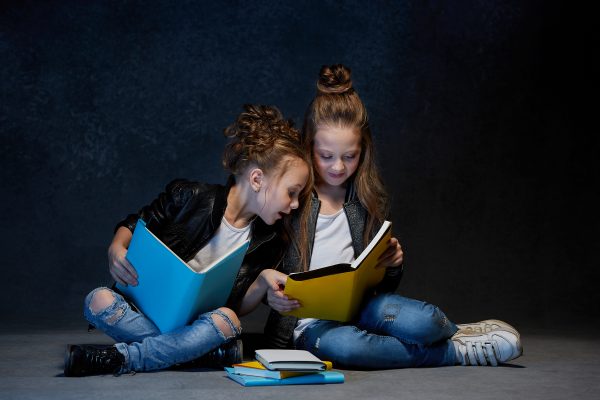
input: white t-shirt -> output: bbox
[293,208,354,342]
[187,217,251,273]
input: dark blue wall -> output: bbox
[1,0,596,328]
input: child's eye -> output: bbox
[320,154,332,160]
[344,154,356,160]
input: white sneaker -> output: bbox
[455,319,520,338]
[452,329,523,366]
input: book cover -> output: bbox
[232,360,333,379]
[225,368,344,387]
[116,219,249,333]
[283,221,392,322]
[254,349,326,371]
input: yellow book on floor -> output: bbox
[232,360,333,379]
[283,221,392,322]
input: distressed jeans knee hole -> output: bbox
[87,299,128,327]
[383,303,401,323]
[105,308,125,325]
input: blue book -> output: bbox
[116,219,249,333]
[224,368,344,386]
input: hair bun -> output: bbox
[317,64,353,95]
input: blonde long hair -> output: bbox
[302,65,389,245]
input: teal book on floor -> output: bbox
[224,368,345,386]
[116,219,249,333]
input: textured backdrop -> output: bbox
[1,0,596,329]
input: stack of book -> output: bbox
[225,349,344,387]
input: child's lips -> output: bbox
[328,172,344,178]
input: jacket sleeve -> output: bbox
[374,265,404,294]
[113,179,193,234]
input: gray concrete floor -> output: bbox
[1,319,599,400]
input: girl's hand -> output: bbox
[108,242,138,286]
[376,237,404,269]
[261,269,300,313]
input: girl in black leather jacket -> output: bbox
[64,104,312,376]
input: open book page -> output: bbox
[187,238,250,273]
[351,220,392,269]
[145,223,249,274]
[186,218,251,273]
[142,224,190,268]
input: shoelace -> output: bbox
[458,340,499,366]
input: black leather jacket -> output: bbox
[115,177,285,312]
[263,182,403,348]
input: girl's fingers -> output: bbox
[376,252,394,267]
[110,271,127,286]
[376,246,403,268]
[377,242,396,261]
[120,259,138,280]
[274,301,300,312]
[122,258,138,279]
[274,272,288,285]
[269,294,300,311]
[269,291,288,301]
[118,266,136,285]
[262,270,287,291]
[113,262,138,286]
[280,299,299,307]
[266,282,299,311]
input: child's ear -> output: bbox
[249,168,264,192]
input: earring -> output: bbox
[254,186,260,193]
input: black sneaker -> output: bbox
[64,344,126,377]
[174,339,243,370]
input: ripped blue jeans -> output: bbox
[83,287,240,373]
[295,293,458,369]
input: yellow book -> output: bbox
[232,360,333,379]
[283,221,392,322]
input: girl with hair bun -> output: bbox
[64,104,311,376]
[263,64,523,369]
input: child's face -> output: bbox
[258,158,309,225]
[313,125,361,188]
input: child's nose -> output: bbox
[332,158,345,171]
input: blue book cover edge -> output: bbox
[224,368,344,386]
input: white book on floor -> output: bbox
[254,349,326,371]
